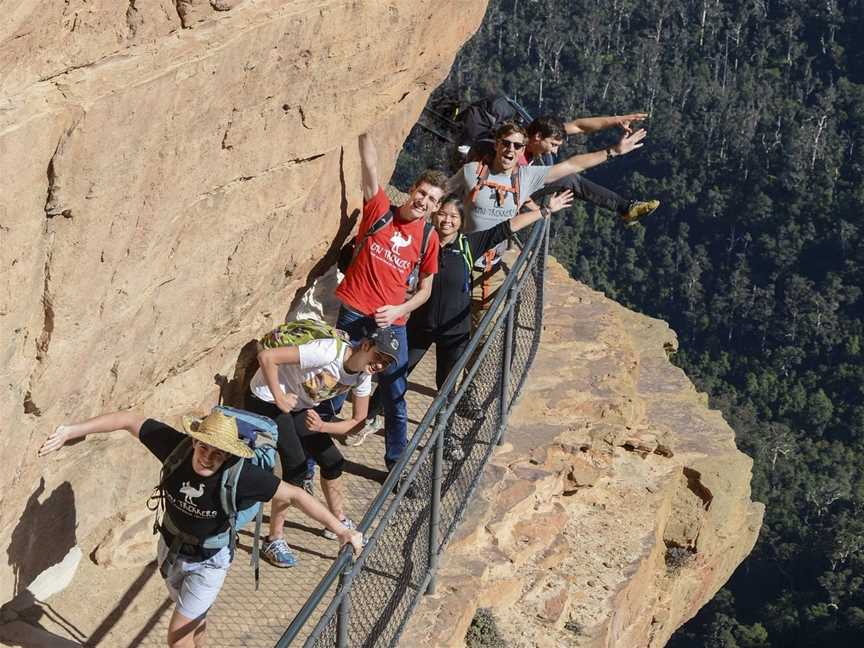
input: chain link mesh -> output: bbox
[292,221,548,648]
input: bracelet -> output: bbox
[541,206,551,218]
[606,147,617,159]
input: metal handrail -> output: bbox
[275,217,548,647]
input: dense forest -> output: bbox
[395,0,864,646]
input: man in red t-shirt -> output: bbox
[327,132,446,473]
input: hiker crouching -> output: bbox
[39,410,362,648]
[245,322,399,567]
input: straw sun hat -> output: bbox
[181,410,254,459]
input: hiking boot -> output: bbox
[322,517,355,540]
[345,416,381,447]
[386,465,418,500]
[620,200,660,225]
[443,435,465,462]
[261,537,297,568]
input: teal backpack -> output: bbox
[150,405,278,589]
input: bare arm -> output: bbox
[306,393,370,436]
[510,190,574,232]
[544,129,647,185]
[257,346,301,414]
[564,112,648,135]
[39,411,148,456]
[271,482,363,552]
[359,133,380,201]
[374,272,434,327]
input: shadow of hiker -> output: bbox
[0,590,86,647]
[1,478,83,645]
[215,339,260,408]
[6,478,77,599]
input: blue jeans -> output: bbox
[322,306,409,466]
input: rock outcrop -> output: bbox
[0,0,488,605]
[403,260,764,647]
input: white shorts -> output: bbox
[157,537,231,620]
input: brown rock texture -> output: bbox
[0,0,488,605]
[404,260,765,647]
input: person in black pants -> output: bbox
[350,190,573,455]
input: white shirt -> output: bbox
[249,338,372,410]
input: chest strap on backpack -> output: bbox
[469,162,521,207]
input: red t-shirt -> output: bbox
[336,187,439,325]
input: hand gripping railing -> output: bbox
[276,217,549,647]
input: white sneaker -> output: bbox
[323,517,355,540]
[345,416,380,447]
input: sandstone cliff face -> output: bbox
[0,0,488,604]
[404,261,764,647]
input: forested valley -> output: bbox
[395,1,864,646]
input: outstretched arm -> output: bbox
[306,393,370,437]
[359,133,380,201]
[271,482,363,552]
[510,190,574,232]
[544,129,647,185]
[38,411,148,456]
[257,346,301,414]
[565,112,648,135]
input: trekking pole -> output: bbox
[336,554,354,648]
[426,419,445,594]
[498,284,518,446]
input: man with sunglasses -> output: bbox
[447,120,647,321]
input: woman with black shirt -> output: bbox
[350,190,572,450]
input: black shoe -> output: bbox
[387,464,418,500]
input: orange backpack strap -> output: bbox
[469,161,489,204]
[481,249,497,302]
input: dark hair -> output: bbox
[413,169,449,192]
[527,115,566,140]
[494,120,527,141]
[437,194,465,217]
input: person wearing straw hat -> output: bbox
[39,409,363,648]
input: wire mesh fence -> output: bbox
[275,219,548,648]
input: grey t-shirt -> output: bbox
[446,162,550,233]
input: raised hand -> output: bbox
[612,128,647,156]
[38,425,71,456]
[614,112,649,134]
[548,190,574,213]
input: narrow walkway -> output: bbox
[134,353,439,647]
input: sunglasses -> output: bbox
[498,139,525,151]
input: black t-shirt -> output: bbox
[411,221,513,336]
[140,419,280,558]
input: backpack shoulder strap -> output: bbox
[350,206,395,265]
[420,221,434,263]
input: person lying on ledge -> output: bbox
[39,409,362,648]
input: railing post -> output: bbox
[498,286,517,446]
[336,557,354,648]
[426,422,445,594]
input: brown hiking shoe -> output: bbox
[621,200,660,224]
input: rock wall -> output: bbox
[403,260,764,647]
[0,0,488,605]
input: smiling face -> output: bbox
[401,181,444,222]
[494,131,526,173]
[349,340,395,375]
[432,200,462,243]
[191,440,230,477]
[529,133,563,157]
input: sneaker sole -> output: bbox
[261,554,297,568]
[345,427,380,447]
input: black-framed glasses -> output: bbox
[498,139,525,151]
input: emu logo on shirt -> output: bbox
[180,481,204,505]
[390,232,412,254]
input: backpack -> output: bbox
[150,405,278,590]
[456,234,474,293]
[469,160,521,209]
[337,207,435,294]
[260,319,351,356]
[457,95,520,146]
